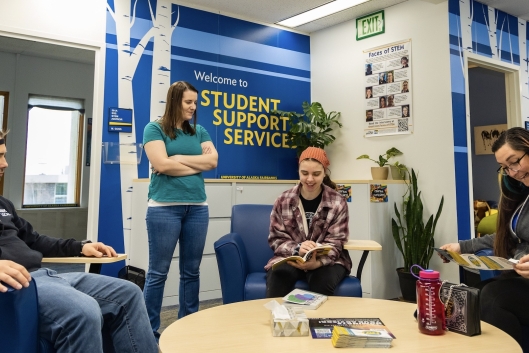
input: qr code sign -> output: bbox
[398,118,408,132]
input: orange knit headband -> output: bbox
[299,147,330,168]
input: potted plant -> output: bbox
[356,147,403,180]
[272,102,342,157]
[391,168,444,302]
[390,161,408,180]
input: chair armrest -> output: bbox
[41,253,128,263]
[42,253,128,274]
[344,240,382,282]
[0,282,39,353]
[475,248,494,257]
[474,248,501,281]
[214,233,249,304]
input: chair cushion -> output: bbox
[245,272,267,301]
[334,276,362,297]
[244,274,362,300]
[295,277,362,297]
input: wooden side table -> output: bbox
[344,239,382,281]
[42,253,127,274]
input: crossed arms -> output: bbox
[144,140,218,176]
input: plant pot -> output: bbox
[390,166,405,180]
[371,166,389,180]
[396,267,417,302]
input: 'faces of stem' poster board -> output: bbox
[364,40,412,137]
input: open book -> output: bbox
[271,244,333,270]
[435,248,517,271]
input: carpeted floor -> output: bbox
[159,298,223,333]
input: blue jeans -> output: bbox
[33,268,158,353]
[143,205,209,339]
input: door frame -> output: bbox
[463,52,521,237]
[0,30,104,244]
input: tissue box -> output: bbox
[271,306,309,337]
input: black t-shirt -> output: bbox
[300,190,323,230]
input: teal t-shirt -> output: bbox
[143,121,212,202]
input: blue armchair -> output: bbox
[0,278,115,353]
[214,204,367,304]
[0,281,43,353]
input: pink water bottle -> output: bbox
[415,268,445,335]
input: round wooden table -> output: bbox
[159,297,521,352]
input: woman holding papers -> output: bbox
[439,127,529,348]
[265,147,351,297]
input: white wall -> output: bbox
[311,0,459,282]
[0,0,105,46]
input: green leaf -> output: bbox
[392,168,444,271]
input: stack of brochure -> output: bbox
[331,325,393,348]
[309,318,395,340]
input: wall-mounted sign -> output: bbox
[363,39,413,137]
[108,107,133,133]
[356,10,385,41]
[336,184,352,202]
[370,184,388,203]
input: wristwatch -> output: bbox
[80,240,92,255]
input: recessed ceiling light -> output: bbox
[277,0,371,28]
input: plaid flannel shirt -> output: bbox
[265,184,352,272]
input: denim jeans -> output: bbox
[143,205,209,339]
[32,268,158,353]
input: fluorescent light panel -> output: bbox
[277,0,370,28]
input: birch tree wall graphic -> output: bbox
[150,0,179,121]
[106,0,158,253]
[459,0,473,76]
[486,5,498,60]
[519,19,529,119]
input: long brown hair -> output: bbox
[159,81,198,139]
[491,127,529,258]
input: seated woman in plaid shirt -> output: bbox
[265,147,351,297]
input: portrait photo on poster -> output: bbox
[401,80,409,92]
[401,56,409,68]
[401,105,410,117]
[387,95,395,107]
[366,110,374,122]
[379,72,387,84]
[379,96,387,108]
[366,86,373,99]
[365,63,373,75]
[387,71,394,83]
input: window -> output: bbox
[23,95,84,208]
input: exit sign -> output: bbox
[356,10,385,40]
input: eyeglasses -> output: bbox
[497,152,527,175]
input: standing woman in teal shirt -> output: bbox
[142,81,218,341]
